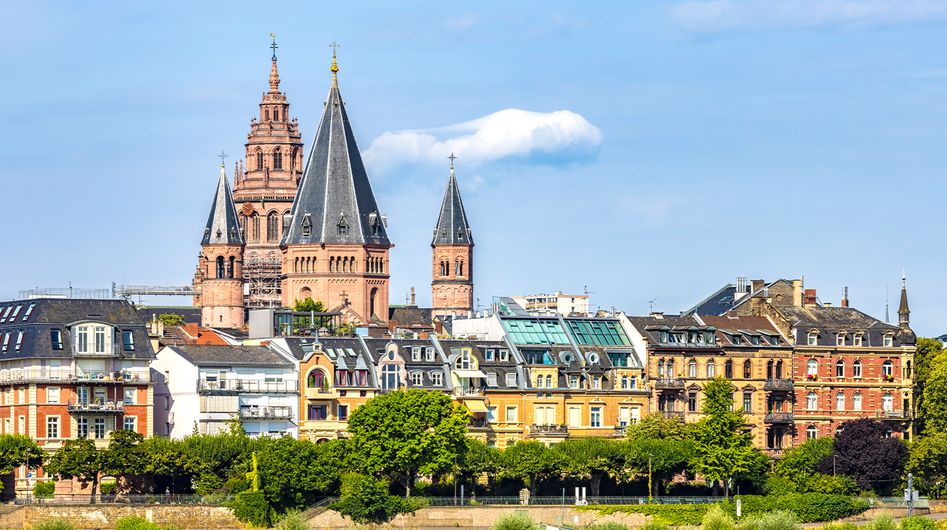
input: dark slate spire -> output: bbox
[432,155,473,246]
[202,163,244,245]
[899,273,910,326]
[281,51,390,247]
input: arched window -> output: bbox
[775,360,783,379]
[882,360,893,377]
[725,360,733,379]
[250,214,260,242]
[215,256,225,279]
[267,212,279,242]
[227,256,235,278]
[743,360,752,379]
[806,358,818,376]
[369,287,378,318]
[666,360,675,377]
[657,360,665,378]
[293,257,299,273]
[836,391,845,411]
[706,360,716,378]
[256,148,264,171]
[688,359,697,378]
[766,360,773,379]
[329,257,335,273]
[350,256,356,272]
[853,391,863,411]
[264,108,270,121]
[836,359,845,378]
[807,425,817,439]
[273,148,283,170]
[273,107,280,121]
[307,369,326,389]
[807,392,818,410]
[456,259,464,276]
[291,147,299,172]
[853,360,862,378]
[882,393,893,412]
[381,364,400,391]
[546,374,553,388]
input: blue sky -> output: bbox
[2,1,947,334]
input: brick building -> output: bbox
[431,157,474,318]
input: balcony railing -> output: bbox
[0,370,152,385]
[197,379,298,394]
[662,411,685,420]
[469,417,489,428]
[529,424,569,436]
[764,412,794,424]
[67,400,125,413]
[764,378,794,392]
[875,410,909,420]
[73,344,124,357]
[453,387,485,397]
[654,378,685,390]
[239,407,293,420]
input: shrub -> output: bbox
[640,522,669,530]
[331,473,420,525]
[738,511,800,530]
[32,521,77,530]
[273,512,312,530]
[703,505,736,530]
[901,517,938,530]
[581,504,709,526]
[230,490,273,527]
[115,516,160,530]
[722,494,869,523]
[33,480,55,499]
[492,512,541,530]
[100,482,117,495]
[584,523,628,530]
[820,524,858,530]
[865,514,897,530]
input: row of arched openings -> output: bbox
[368,256,384,274]
[252,147,300,172]
[214,256,237,279]
[330,256,356,273]
[438,258,465,277]
[239,211,288,243]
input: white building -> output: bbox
[152,344,298,438]
[511,292,590,317]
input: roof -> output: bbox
[137,307,201,325]
[169,345,292,367]
[280,64,390,247]
[201,164,243,245]
[388,306,433,327]
[432,164,473,246]
[684,284,737,316]
[777,305,909,346]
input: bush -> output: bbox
[738,511,801,530]
[230,490,273,527]
[273,512,312,530]
[820,524,859,530]
[722,494,869,523]
[584,523,628,530]
[32,521,77,530]
[331,473,420,525]
[581,505,709,526]
[640,522,669,530]
[33,480,55,499]
[100,482,117,495]
[492,512,540,530]
[901,517,938,530]
[114,516,164,530]
[865,514,897,530]
[704,505,736,530]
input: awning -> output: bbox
[454,369,487,379]
[463,400,488,413]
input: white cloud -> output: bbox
[363,109,602,174]
[670,0,947,33]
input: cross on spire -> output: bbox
[448,152,457,168]
[329,40,341,74]
[270,33,278,60]
[218,151,228,167]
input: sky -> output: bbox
[2,1,947,334]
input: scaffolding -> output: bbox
[18,287,112,300]
[112,283,197,299]
[244,255,282,308]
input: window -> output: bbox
[94,418,106,439]
[0,333,8,352]
[688,392,698,412]
[122,330,135,351]
[836,359,845,378]
[381,364,400,391]
[853,360,862,378]
[657,360,664,377]
[808,332,818,346]
[836,392,846,411]
[592,377,601,390]
[732,335,742,345]
[505,373,517,387]
[882,360,893,377]
[853,334,863,346]
[425,347,435,362]
[743,391,752,412]
[307,370,326,389]
[411,347,421,361]
[545,374,553,388]
[301,215,312,237]
[883,335,893,347]
[621,375,629,389]
[619,407,632,427]
[688,360,697,378]
[256,148,264,171]
[485,349,495,361]
[506,406,518,423]
[807,425,817,439]
[499,349,509,362]
[22,304,35,322]
[124,417,136,431]
[77,387,90,404]
[725,360,733,379]
[47,387,59,404]
[590,406,602,427]
[706,360,716,378]
[94,326,106,353]
[456,350,472,369]
[410,371,423,386]
[882,393,893,412]
[534,375,544,388]
[487,406,497,422]
[807,392,818,410]
[273,148,282,170]
[807,359,818,376]
[123,388,136,405]
[837,333,845,346]
[569,375,579,389]
[9,306,21,321]
[14,331,23,352]
[47,416,59,439]
[308,404,327,420]
[267,212,279,242]
[744,360,752,379]
[338,404,349,420]
[0,307,9,322]
[77,418,88,438]
[853,392,862,411]
[431,372,443,386]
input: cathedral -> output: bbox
[192,43,474,329]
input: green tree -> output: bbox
[457,438,501,492]
[500,440,563,495]
[920,351,947,434]
[626,414,690,441]
[293,298,327,313]
[331,473,419,525]
[0,434,44,475]
[45,438,102,502]
[690,377,760,498]
[347,389,469,496]
[255,437,347,515]
[553,438,621,496]
[775,437,833,479]
[906,431,947,496]
[157,314,185,327]
[624,438,694,498]
[139,437,197,493]
[101,430,146,491]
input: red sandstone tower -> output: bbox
[280,51,392,325]
[196,163,246,328]
[232,37,304,308]
[431,156,474,318]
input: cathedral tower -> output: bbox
[280,51,392,325]
[196,163,245,328]
[431,156,474,317]
[232,37,304,308]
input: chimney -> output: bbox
[841,286,849,308]
[804,289,817,306]
[751,279,766,294]
[792,279,803,307]
[410,287,416,306]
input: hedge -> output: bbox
[582,493,870,526]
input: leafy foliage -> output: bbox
[581,504,710,526]
[900,517,939,530]
[347,389,469,495]
[625,415,690,441]
[499,441,563,494]
[624,437,694,496]
[737,510,801,530]
[920,347,947,434]
[865,514,897,530]
[157,314,185,327]
[44,438,102,500]
[230,490,273,527]
[819,419,908,494]
[553,438,622,496]
[272,511,313,530]
[33,480,55,499]
[0,434,44,475]
[491,512,541,530]
[331,473,420,525]
[114,516,176,530]
[32,522,77,530]
[703,505,736,530]
[255,436,346,514]
[584,523,629,530]
[907,430,947,496]
[721,494,869,523]
[102,430,146,483]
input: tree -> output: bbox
[139,437,198,493]
[818,418,908,495]
[45,438,102,502]
[690,377,761,498]
[157,314,185,327]
[775,437,833,479]
[255,437,347,515]
[457,438,501,492]
[101,430,146,492]
[293,298,326,313]
[332,473,419,525]
[906,431,947,497]
[920,351,947,434]
[347,389,469,496]
[626,414,690,441]
[624,437,694,498]
[500,441,563,495]
[292,298,330,333]
[0,434,43,492]
[553,438,621,496]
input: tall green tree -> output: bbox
[347,389,469,496]
[255,437,347,514]
[819,418,907,495]
[332,473,418,525]
[139,437,197,493]
[906,431,947,497]
[457,438,502,492]
[45,438,102,502]
[101,430,146,491]
[920,351,947,434]
[500,441,563,495]
[553,438,621,496]
[0,434,43,492]
[625,414,690,441]
[690,377,760,498]
[624,437,694,497]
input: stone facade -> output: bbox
[432,244,473,317]
[196,243,244,329]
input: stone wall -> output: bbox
[0,505,241,529]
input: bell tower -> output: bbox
[196,162,245,329]
[431,154,474,318]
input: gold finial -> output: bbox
[329,40,341,74]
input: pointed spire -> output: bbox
[202,162,244,246]
[432,153,474,246]
[899,272,910,326]
[329,40,340,89]
[268,34,280,92]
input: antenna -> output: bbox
[648,297,657,312]
[885,286,890,324]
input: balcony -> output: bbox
[305,387,340,400]
[73,344,125,357]
[875,410,910,420]
[529,424,569,437]
[662,410,685,420]
[764,412,794,424]
[654,378,685,390]
[239,406,293,420]
[67,400,125,414]
[764,378,794,392]
[197,379,298,394]
[469,417,490,429]
[764,448,785,459]
[453,387,485,397]
[0,370,152,385]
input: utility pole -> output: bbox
[907,472,914,516]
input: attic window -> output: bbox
[301,215,312,237]
[883,335,893,347]
[457,229,465,240]
[14,331,23,351]
[337,215,349,235]
[22,304,35,322]
[50,330,62,350]
[0,306,11,322]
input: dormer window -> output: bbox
[732,335,742,345]
[50,330,63,350]
[301,215,312,237]
[14,331,23,352]
[853,334,863,346]
[807,332,818,346]
[883,335,894,347]
[337,215,349,235]
[836,333,846,346]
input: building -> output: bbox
[279,52,392,325]
[510,292,590,317]
[0,298,154,495]
[152,344,298,438]
[431,158,474,318]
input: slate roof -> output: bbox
[168,345,292,367]
[281,65,390,247]
[201,164,243,245]
[137,307,201,325]
[432,164,473,246]
[388,306,433,327]
[683,284,737,316]
[699,315,789,348]
[777,305,907,347]
[625,314,722,350]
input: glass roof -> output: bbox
[566,319,631,346]
[501,318,570,345]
